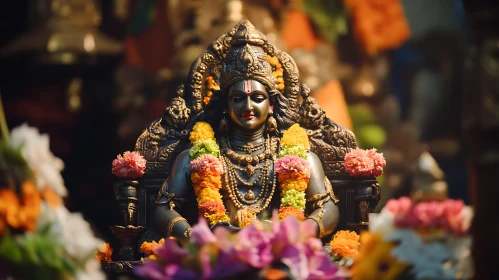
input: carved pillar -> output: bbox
[109,180,145,262]
[462,1,499,279]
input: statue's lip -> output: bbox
[241,113,254,120]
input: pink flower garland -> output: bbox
[386,197,470,235]
[112,151,147,178]
[344,148,386,177]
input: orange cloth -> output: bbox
[281,10,321,52]
[313,80,353,130]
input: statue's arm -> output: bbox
[155,150,196,242]
[305,152,340,238]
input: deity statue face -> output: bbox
[228,79,270,131]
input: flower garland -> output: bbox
[266,55,285,92]
[275,124,311,221]
[203,76,220,105]
[189,122,311,226]
[189,122,230,226]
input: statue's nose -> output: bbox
[245,97,254,111]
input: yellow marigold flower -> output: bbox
[350,232,408,280]
[277,83,285,91]
[206,212,230,226]
[197,188,223,204]
[189,122,215,142]
[203,96,211,105]
[281,124,310,150]
[329,235,360,257]
[278,206,305,221]
[0,188,21,231]
[20,181,41,232]
[333,230,360,242]
[96,242,113,263]
[280,179,308,193]
[147,255,157,261]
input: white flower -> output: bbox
[73,257,106,280]
[369,207,395,233]
[385,229,451,280]
[9,124,67,196]
[443,236,474,279]
[50,206,104,262]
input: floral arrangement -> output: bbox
[96,242,113,263]
[203,76,220,105]
[350,197,473,279]
[344,148,386,177]
[140,238,165,260]
[135,214,347,280]
[112,151,147,178]
[266,55,285,91]
[0,123,105,280]
[344,0,411,56]
[275,124,311,221]
[330,230,360,259]
[189,122,230,226]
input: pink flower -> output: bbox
[344,148,374,177]
[413,201,444,228]
[234,222,274,268]
[275,155,311,177]
[344,148,386,177]
[367,148,386,177]
[189,154,223,175]
[386,197,414,227]
[112,151,147,178]
[191,217,217,246]
[440,199,467,234]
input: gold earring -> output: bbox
[267,109,277,134]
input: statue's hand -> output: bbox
[210,222,241,233]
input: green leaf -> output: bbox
[0,230,23,263]
[302,0,349,44]
[0,140,33,186]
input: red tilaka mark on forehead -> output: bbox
[243,80,252,95]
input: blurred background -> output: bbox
[0,0,497,276]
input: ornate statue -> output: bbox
[149,20,345,243]
[129,21,376,248]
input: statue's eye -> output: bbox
[311,109,318,115]
[252,94,267,103]
[231,95,244,102]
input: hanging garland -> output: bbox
[275,124,311,221]
[189,122,230,226]
[189,122,311,227]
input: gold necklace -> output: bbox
[219,136,278,214]
[230,141,265,154]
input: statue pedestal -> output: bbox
[109,225,146,261]
[329,176,380,233]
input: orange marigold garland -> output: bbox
[275,124,311,221]
[204,76,220,105]
[266,55,285,91]
[189,122,230,226]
